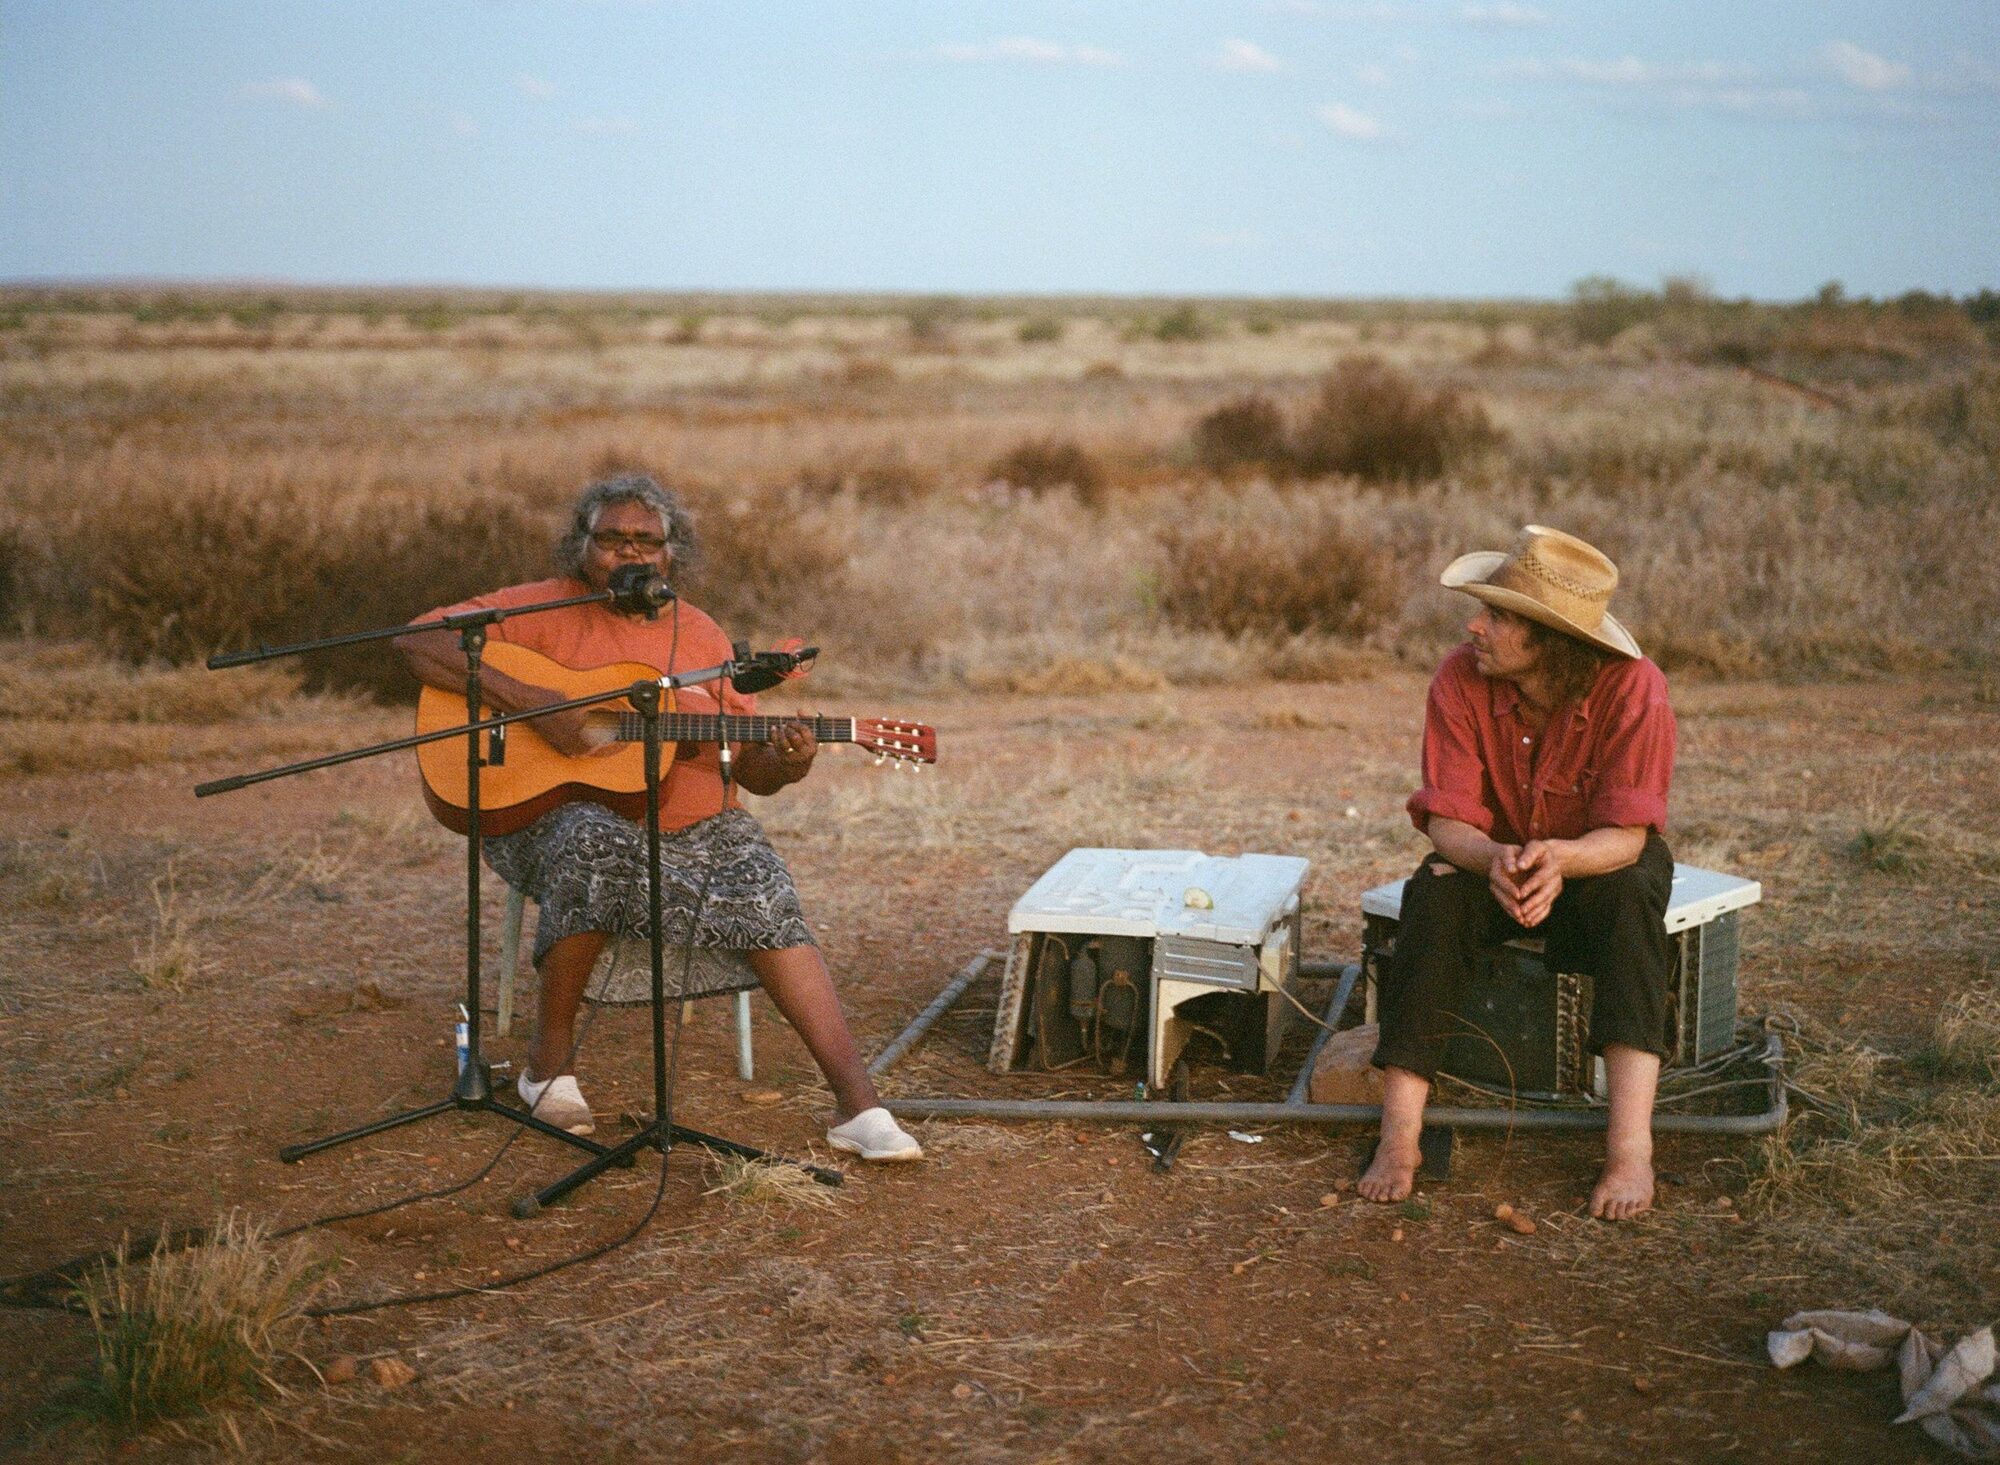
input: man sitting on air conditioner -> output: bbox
[1358,526,1676,1221]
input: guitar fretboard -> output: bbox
[610,713,856,746]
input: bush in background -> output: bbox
[1158,512,1404,640]
[985,438,1108,507]
[1152,306,1209,343]
[1192,395,1289,475]
[1291,356,1499,481]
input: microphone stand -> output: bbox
[513,668,841,1217]
[200,588,647,1166]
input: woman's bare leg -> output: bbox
[746,944,879,1120]
[529,931,607,1081]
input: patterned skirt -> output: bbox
[484,802,813,1002]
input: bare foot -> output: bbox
[1358,1134,1421,1203]
[1589,1150,1655,1221]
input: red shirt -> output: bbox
[423,579,754,833]
[1406,643,1675,845]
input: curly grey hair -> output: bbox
[553,473,698,580]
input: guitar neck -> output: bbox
[611,712,856,746]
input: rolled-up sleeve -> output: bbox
[1584,661,1676,833]
[1407,661,1496,836]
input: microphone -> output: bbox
[608,563,676,615]
[730,641,819,694]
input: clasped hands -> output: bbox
[1489,839,1566,928]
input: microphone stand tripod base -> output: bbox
[512,676,841,1219]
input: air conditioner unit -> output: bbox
[988,848,1309,1092]
[1359,864,1760,1099]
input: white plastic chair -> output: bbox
[495,886,756,1080]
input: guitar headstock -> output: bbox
[855,719,937,766]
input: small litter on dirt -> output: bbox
[1494,1203,1536,1235]
[1226,1131,1264,1144]
[323,1356,358,1386]
[369,1357,417,1389]
[741,1089,786,1106]
[1769,1309,2000,1458]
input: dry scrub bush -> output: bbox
[71,1216,324,1430]
[1292,357,1499,482]
[1158,513,1404,641]
[64,484,551,696]
[678,484,855,642]
[984,438,1108,507]
[1192,395,1289,475]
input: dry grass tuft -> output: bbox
[1844,808,1925,875]
[69,1215,325,1430]
[1934,986,2000,1082]
[132,865,213,992]
[704,1154,849,1211]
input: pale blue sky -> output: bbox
[3,1,1995,299]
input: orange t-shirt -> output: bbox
[423,578,754,833]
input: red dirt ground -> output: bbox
[2,671,1994,1461]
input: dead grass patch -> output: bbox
[703,1154,850,1212]
[1934,986,2000,1082]
[0,642,308,725]
[966,655,1169,696]
[68,1215,326,1430]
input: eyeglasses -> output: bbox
[590,531,669,553]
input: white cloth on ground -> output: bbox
[1768,1308,1999,1459]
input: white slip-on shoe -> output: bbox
[517,1070,595,1135]
[827,1106,924,1162]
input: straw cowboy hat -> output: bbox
[1440,524,1642,659]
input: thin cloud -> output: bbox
[1317,102,1385,140]
[1459,3,1550,27]
[1493,56,1756,87]
[1255,1,1402,17]
[1355,62,1391,87]
[516,74,558,99]
[1216,39,1282,73]
[939,38,1123,66]
[242,78,327,109]
[1822,40,1911,92]
[449,113,479,138]
[1490,54,1816,116]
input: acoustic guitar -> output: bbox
[415,641,936,836]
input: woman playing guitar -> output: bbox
[395,473,924,1162]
